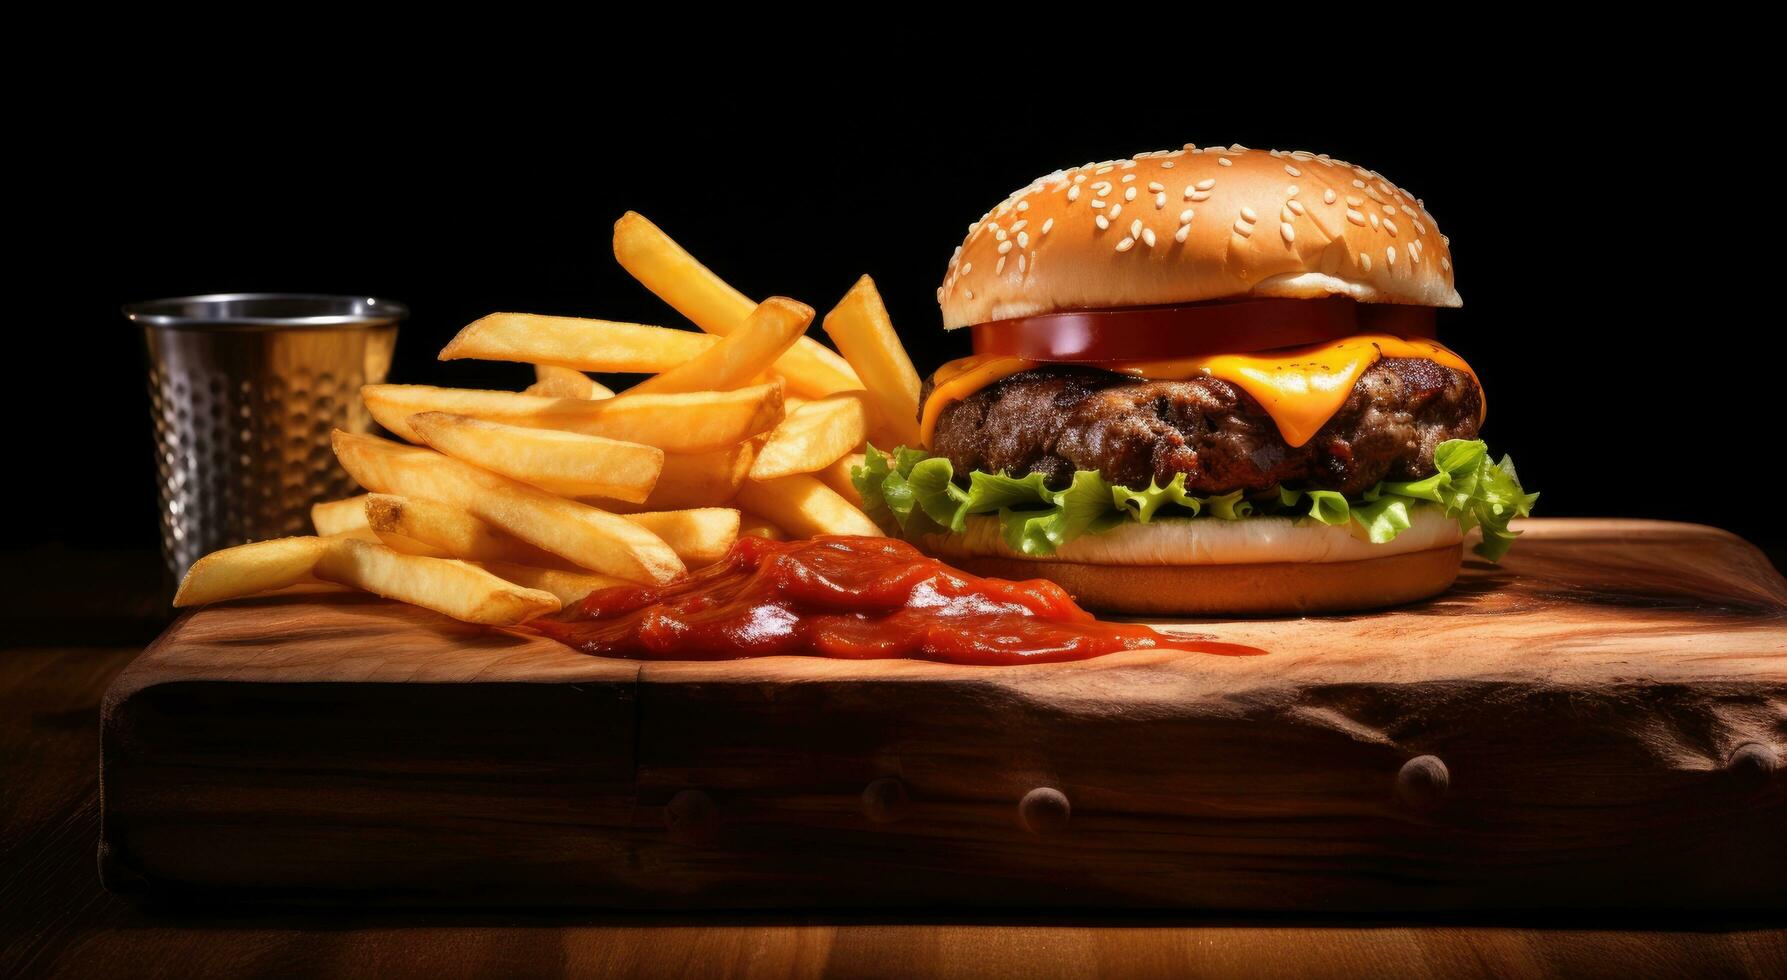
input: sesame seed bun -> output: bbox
[938,144,1461,330]
[919,511,1466,616]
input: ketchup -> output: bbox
[535,536,1259,666]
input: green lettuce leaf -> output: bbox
[854,439,1537,561]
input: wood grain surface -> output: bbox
[2,545,1784,977]
[97,519,1787,911]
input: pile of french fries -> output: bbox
[174,212,923,627]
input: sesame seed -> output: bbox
[1369,213,1380,231]
[1383,204,1396,215]
[1288,200,1307,216]
[1095,166,1114,175]
[1401,204,1417,218]
[1413,220,1426,236]
[1115,236,1135,252]
[1281,222,1296,243]
[1407,243,1419,264]
[1129,218,1143,239]
[1154,191,1167,209]
[1174,223,1192,243]
[1124,187,1138,202]
[1016,201,1029,212]
[965,289,974,300]
[1383,219,1398,236]
[1011,219,1028,232]
[1346,209,1366,226]
[1179,208,1195,223]
[960,263,972,275]
[1218,157,1233,167]
[1347,195,1364,207]
[1142,227,1157,247]
[995,228,1008,241]
[1160,161,1175,168]
[1240,206,1259,222]
[1352,179,1366,189]
[1183,185,1197,199]
[1285,165,1302,177]
[1232,218,1254,237]
[1359,254,1371,272]
[1442,234,1451,246]
[1287,185,1299,197]
[1041,218,1055,235]
[996,255,1006,274]
[1440,256,1451,271]
[1148,181,1165,192]
[1093,181,1113,193]
[1121,173,1136,183]
[1190,191,1211,202]
[1120,160,1138,169]
[1110,203,1123,218]
[1324,189,1337,204]
[1073,174,1088,183]
[1196,178,1216,191]
[1017,231,1030,248]
[1067,185,1082,203]
[1018,254,1027,273]
[1386,245,1397,266]
[998,240,1013,254]
[1095,214,1110,230]
[1090,198,1106,208]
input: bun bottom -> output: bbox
[952,545,1463,616]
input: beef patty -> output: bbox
[927,358,1482,497]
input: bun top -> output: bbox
[938,144,1461,330]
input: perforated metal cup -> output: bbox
[127,294,404,579]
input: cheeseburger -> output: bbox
[854,143,1537,615]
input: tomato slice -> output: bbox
[971,297,1437,362]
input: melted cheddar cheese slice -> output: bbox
[919,335,1480,449]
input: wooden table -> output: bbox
[3,547,1785,977]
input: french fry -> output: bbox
[363,494,563,566]
[630,297,812,395]
[732,474,883,538]
[525,364,614,400]
[738,513,788,540]
[408,412,664,502]
[441,313,715,373]
[333,431,685,584]
[612,212,861,398]
[311,495,372,536]
[822,275,923,448]
[816,452,867,508]
[583,441,759,512]
[476,562,631,606]
[313,536,559,625]
[367,529,449,557]
[362,381,785,454]
[623,508,739,566]
[173,536,331,607]
[749,392,869,480]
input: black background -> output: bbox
[23,69,1778,563]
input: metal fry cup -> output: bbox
[126,294,404,580]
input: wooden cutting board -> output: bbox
[99,519,1787,910]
